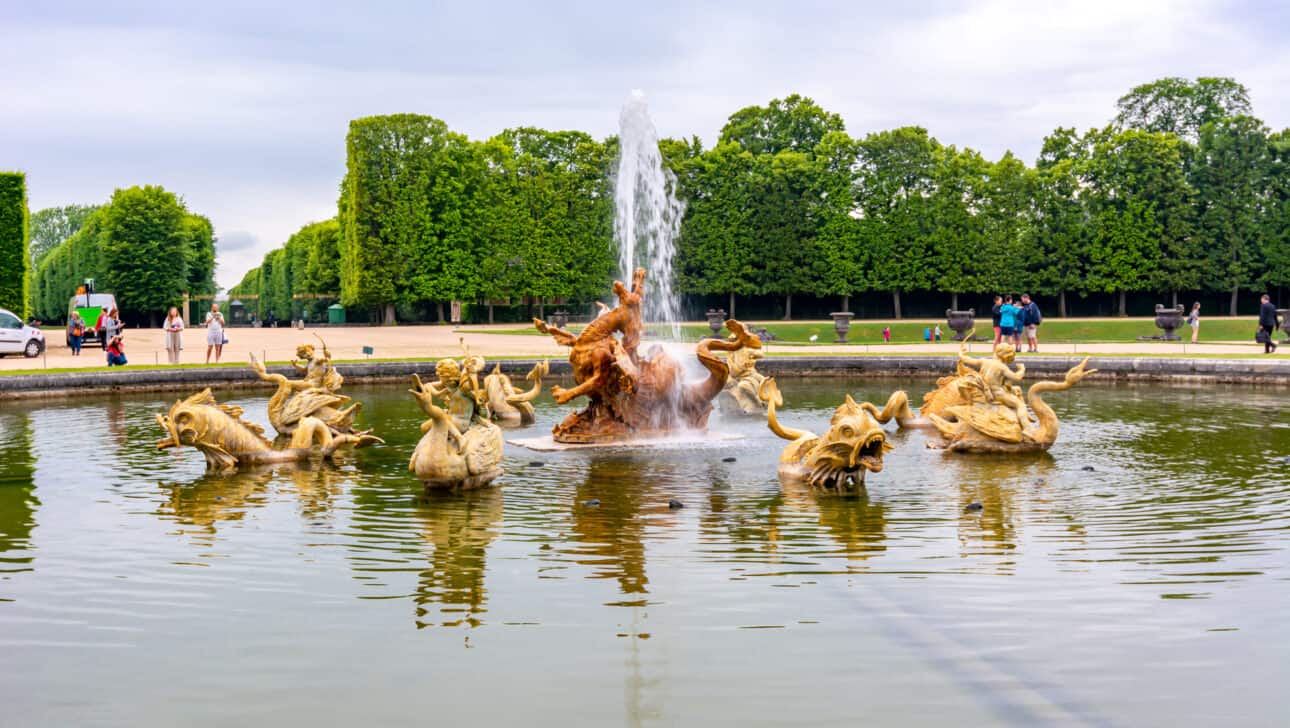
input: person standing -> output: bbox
[101,307,124,346]
[882,326,891,344]
[67,311,86,356]
[1021,294,1042,352]
[204,302,226,364]
[998,295,1017,350]
[1187,302,1201,343]
[991,295,1003,346]
[164,306,184,364]
[933,324,942,341]
[1258,294,1279,354]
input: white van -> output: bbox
[68,292,118,347]
[0,308,46,358]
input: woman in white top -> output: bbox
[204,303,226,364]
[1187,302,1201,343]
[163,307,184,364]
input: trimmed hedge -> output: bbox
[0,172,30,317]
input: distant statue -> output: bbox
[719,346,767,415]
[483,361,548,426]
[409,350,505,490]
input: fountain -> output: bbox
[530,93,762,445]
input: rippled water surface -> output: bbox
[1,379,1287,726]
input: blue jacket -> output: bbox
[999,305,1018,328]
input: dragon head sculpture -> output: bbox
[760,378,896,490]
[156,389,273,470]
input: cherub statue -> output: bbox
[408,353,504,490]
[291,335,343,393]
[955,342,1032,425]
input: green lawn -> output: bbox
[477,317,1269,345]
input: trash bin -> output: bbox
[327,303,345,324]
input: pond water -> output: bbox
[1,379,1287,726]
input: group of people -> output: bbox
[163,303,228,364]
[65,307,126,365]
[65,303,228,367]
[992,294,1043,352]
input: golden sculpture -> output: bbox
[483,361,548,426]
[409,353,505,490]
[718,346,768,415]
[533,267,762,443]
[156,389,380,472]
[249,342,361,436]
[927,344,1096,453]
[758,378,907,490]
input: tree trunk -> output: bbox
[951,292,958,311]
[728,291,735,319]
[436,301,445,323]
[783,294,792,321]
[1117,290,1126,317]
[841,294,850,313]
[537,299,545,320]
[487,302,494,325]
[1170,290,1178,308]
[1058,290,1067,318]
[150,311,158,328]
[892,290,902,320]
[383,303,396,325]
[1229,287,1239,316]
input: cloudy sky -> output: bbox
[4,0,1288,291]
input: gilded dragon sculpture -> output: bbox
[533,267,762,443]
[758,378,909,490]
[719,346,768,416]
[156,389,381,472]
[248,338,362,437]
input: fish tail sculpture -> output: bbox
[484,360,548,425]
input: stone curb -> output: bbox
[1,355,1287,400]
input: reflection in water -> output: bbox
[0,411,38,587]
[158,469,274,538]
[412,489,502,631]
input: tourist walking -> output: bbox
[1187,302,1201,343]
[998,296,1018,350]
[164,306,184,364]
[1258,294,1279,354]
[991,295,1003,346]
[204,302,226,364]
[105,335,127,367]
[67,311,86,356]
[882,326,891,343]
[1020,294,1042,352]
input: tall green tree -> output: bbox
[719,94,846,156]
[29,204,99,267]
[1192,115,1271,314]
[97,186,192,325]
[0,172,29,317]
[1029,129,1089,316]
[1262,129,1290,295]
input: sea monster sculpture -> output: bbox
[483,361,548,426]
[155,389,381,472]
[926,344,1097,453]
[249,347,361,437]
[408,352,505,490]
[533,266,762,443]
[758,378,909,490]
[719,346,768,416]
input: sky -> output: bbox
[3,0,1289,291]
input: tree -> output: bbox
[1193,115,1271,314]
[0,172,28,317]
[675,141,760,317]
[1029,129,1090,316]
[719,94,846,156]
[181,214,217,296]
[29,204,99,267]
[97,186,192,325]
[1262,129,1290,295]
[854,127,940,317]
[1115,77,1251,141]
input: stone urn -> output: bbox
[1153,304,1185,341]
[551,310,570,329]
[946,308,976,341]
[830,311,854,343]
[705,308,727,338]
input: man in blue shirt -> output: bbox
[1020,294,1042,352]
[998,295,1018,348]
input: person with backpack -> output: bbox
[67,311,86,356]
[1021,294,1042,352]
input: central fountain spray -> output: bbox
[530,92,760,445]
[614,90,685,338]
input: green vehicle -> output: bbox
[68,292,119,347]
